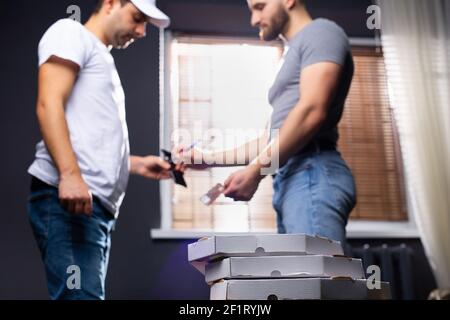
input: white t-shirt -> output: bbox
[28,19,130,217]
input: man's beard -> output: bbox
[113,33,135,49]
[261,5,289,41]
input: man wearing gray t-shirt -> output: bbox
[180,0,356,245]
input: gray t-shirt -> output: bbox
[269,18,354,146]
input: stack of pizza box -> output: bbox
[188,234,391,300]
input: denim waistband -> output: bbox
[30,176,56,192]
[30,176,104,207]
[299,139,336,154]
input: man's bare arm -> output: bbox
[177,126,269,168]
[253,62,342,170]
[36,56,92,215]
[222,62,343,200]
[203,130,269,167]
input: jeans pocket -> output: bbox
[278,157,312,180]
[28,190,56,203]
[322,159,357,219]
[27,190,55,252]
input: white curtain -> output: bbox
[377,0,450,288]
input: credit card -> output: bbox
[200,183,224,205]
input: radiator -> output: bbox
[347,243,414,300]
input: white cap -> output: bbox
[130,0,170,28]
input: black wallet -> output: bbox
[161,149,187,187]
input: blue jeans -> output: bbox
[272,150,356,245]
[27,177,116,300]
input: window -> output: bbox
[339,47,407,220]
[160,34,407,233]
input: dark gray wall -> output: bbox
[159,0,376,37]
[0,0,435,300]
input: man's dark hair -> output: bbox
[92,0,130,14]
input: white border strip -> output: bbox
[159,28,172,230]
[151,220,420,240]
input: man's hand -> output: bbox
[130,155,176,180]
[59,172,93,216]
[223,164,264,201]
[172,145,209,170]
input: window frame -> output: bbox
[152,30,419,240]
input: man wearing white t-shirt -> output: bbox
[27,0,176,300]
